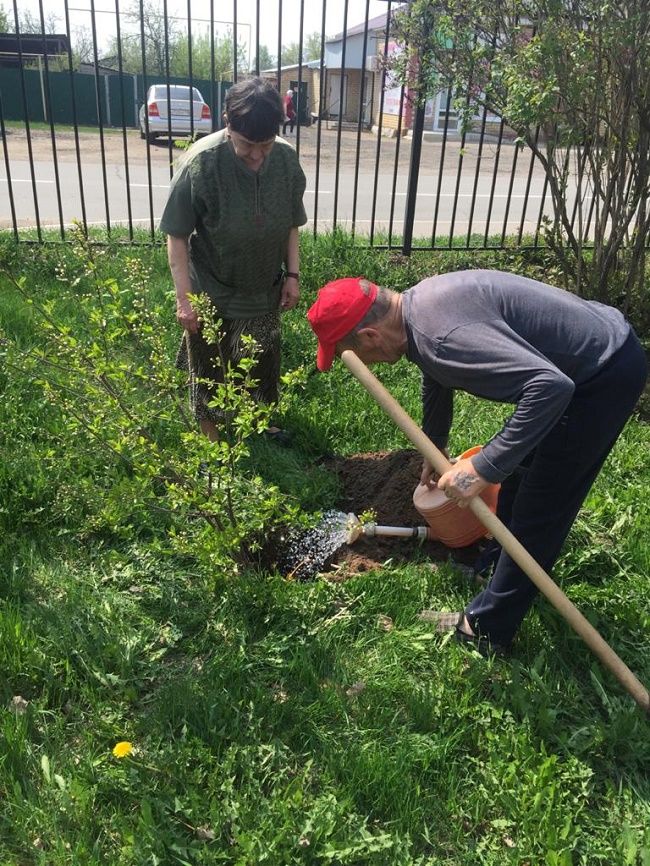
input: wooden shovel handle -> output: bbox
[340,349,649,714]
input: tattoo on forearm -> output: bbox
[454,472,479,492]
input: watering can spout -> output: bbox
[345,513,363,545]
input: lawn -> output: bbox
[4,122,129,135]
[0,230,649,865]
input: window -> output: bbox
[153,85,202,101]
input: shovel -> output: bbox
[340,349,650,715]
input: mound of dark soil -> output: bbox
[314,449,482,578]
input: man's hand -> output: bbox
[437,457,489,508]
[176,297,199,333]
[280,276,300,311]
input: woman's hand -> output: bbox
[437,457,489,508]
[280,275,300,311]
[167,236,197,332]
[176,296,199,333]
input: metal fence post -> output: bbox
[402,98,425,255]
[104,75,111,127]
[37,55,47,122]
[132,74,138,127]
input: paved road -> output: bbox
[1,128,590,241]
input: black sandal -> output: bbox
[454,616,507,658]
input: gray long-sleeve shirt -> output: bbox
[402,270,630,483]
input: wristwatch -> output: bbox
[285,271,300,280]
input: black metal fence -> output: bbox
[0,0,576,250]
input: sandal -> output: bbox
[418,610,508,656]
[417,610,464,632]
[263,427,293,447]
[454,619,507,657]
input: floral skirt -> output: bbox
[176,310,281,424]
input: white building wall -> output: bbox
[325,33,379,70]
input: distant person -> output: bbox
[160,77,307,444]
[306,272,647,654]
[283,89,296,135]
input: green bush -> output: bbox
[0,228,308,570]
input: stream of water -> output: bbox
[277,510,352,580]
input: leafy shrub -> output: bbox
[0,227,306,570]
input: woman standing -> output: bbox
[160,77,307,443]
[282,89,296,135]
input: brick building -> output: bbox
[260,61,319,127]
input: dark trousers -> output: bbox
[466,330,647,645]
[283,118,295,134]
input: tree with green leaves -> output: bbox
[252,45,275,73]
[390,0,650,318]
[69,25,95,66]
[281,42,301,66]
[304,31,323,61]
[281,31,323,66]
[170,29,247,79]
[14,8,61,34]
[104,0,181,76]
[104,0,246,80]
[0,6,62,35]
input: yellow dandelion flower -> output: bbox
[112,741,134,758]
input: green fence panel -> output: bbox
[42,69,74,124]
[48,70,105,126]
[0,67,232,129]
[0,67,109,126]
[0,67,45,123]
[108,73,139,128]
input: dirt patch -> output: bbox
[291,449,483,579]
[328,449,426,526]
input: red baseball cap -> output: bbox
[307,277,378,371]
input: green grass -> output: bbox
[0,232,649,865]
[5,121,128,135]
